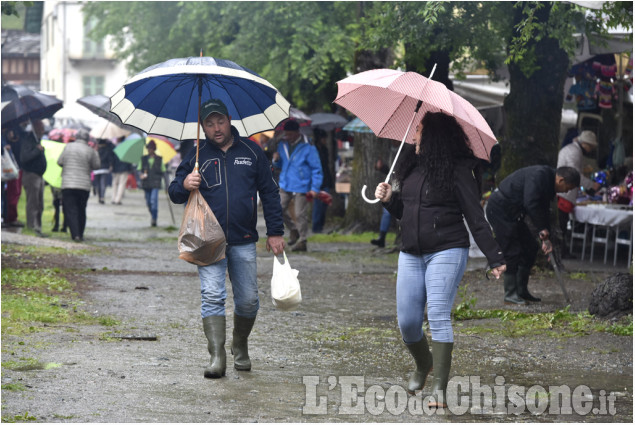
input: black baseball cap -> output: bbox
[200,98,229,122]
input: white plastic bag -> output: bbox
[271,251,302,311]
[1,147,19,182]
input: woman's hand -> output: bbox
[375,182,392,203]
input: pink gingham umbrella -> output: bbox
[334,67,497,203]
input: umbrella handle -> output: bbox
[361,185,381,204]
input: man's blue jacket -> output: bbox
[273,135,323,193]
[169,127,284,245]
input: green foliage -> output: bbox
[1,383,26,391]
[2,268,74,292]
[1,412,37,423]
[454,303,633,337]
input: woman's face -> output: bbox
[413,122,423,154]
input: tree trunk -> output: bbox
[500,3,570,179]
[342,133,393,231]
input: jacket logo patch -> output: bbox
[234,157,252,166]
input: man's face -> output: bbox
[202,113,232,148]
[555,176,577,193]
[283,129,300,142]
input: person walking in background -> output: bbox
[110,153,134,205]
[486,165,580,305]
[50,186,67,233]
[311,129,334,233]
[19,119,47,237]
[556,130,600,255]
[140,140,165,227]
[272,120,323,252]
[169,98,285,379]
[374,112,506,409]
[94,139,115,204]
[1,125,24,228]
[57,130,101,242]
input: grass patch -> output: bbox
[308,231,395,244]
[454,303,633,338]
[1,383,26,391]
[1,267,119,335]
[1,412,37,422]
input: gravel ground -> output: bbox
[1,189,632,423]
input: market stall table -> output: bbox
[571,204,633,265]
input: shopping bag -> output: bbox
[271,251,302,311]
[177,189,226,266]
[1,147,19,182]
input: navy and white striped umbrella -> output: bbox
[110,57,291,140]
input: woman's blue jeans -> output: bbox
[396,247,468,344]
[143,188,159,221]
[197,243,258,319]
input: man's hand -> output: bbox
[183,171,201,191]
[307,190,317,199]
[375,182,392,202]
[541,239,553,255]
[266,235,285,255]
[489,264,507,279]
[272,152,280,162]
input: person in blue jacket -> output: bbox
[169,98,285,380]
[272,120,323,252]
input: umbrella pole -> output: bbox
[360,102,422,204]
[361,64,437,204]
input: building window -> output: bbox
[83,76,104,96]
[83,18,104,57]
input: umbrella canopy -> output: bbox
[309,113,348,131]
[109,56,291,140]
[342,117,373,134]
[90,121,131,140]
[47,128,77,144]
[334,68,496,161]
[77,94,139,133]
[41,139,65,188]
[113,136,145,164]
[145,135,177,164]
[1,84,63,128]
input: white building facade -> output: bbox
[40,0,129,128]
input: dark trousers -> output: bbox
[486,198,539,274]
[62,189,89,239]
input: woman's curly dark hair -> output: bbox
[394,112,474,193]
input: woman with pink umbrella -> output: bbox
[374,112,506,408]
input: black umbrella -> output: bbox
[309,113,349,131]
[1,84,63,128]
[76,94,139,133]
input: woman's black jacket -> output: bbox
[383,157,505,268]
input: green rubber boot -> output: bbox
[405,337,433,394]
[428,341,454,408]
[202,315,226,379]
[232,314,256,371]
[517,265,541,302]
[503,272,527,305]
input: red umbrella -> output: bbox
[334,66,497,203]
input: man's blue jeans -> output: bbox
[197,243,258,319]
[144,188,159,221]
[396,247,468,344]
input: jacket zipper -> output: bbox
[222,152,229,234]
